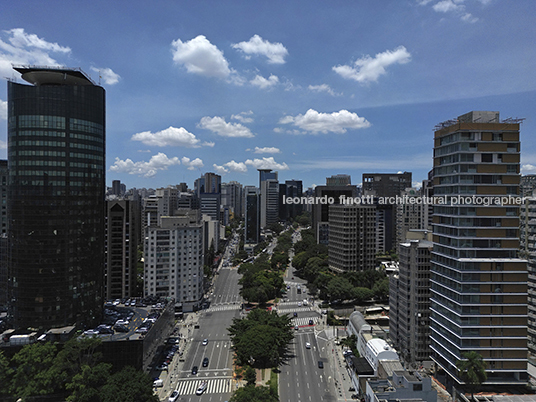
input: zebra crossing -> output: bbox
[205,304,240,312]
[278,306,312,313]
[292,317,318,326]
[174,378,232,395]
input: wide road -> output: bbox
[170,267,242,402]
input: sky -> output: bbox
[0,0,535,190]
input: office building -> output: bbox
[395,187,425,254]
[244,186,260,245]
[0,160,7,308]
[258,169,279,228]
[430,111,527,385]
[105,199,140,300]
[328,204,376,272]
[520,196,536,354]
[144,210,204,311]
[7,66,105,329]
[221,181,243,218]
[279,179,303,222]
[312,176,358,244]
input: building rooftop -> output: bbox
[13,65,96,86]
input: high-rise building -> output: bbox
[279,180,303,222]
[244,186,260,244]
[326,174,351,186]
[520,196,536,354]
[258,169,279,228]
[430,111,527,386]
[144,210,204,311]
[395,187,424,253]
[328,204,376,272]
[312,177,357,244]
[105,199,140,300]
[7,66,105,329]
[0,160,8,308]
[389,236,432,365]
[221,181,243,217]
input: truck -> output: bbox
[9,332,37,346]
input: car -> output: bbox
[156,363,168,371]
[309,319,314,326]
[303,300,308,306]
[294,324,299,330]
[318,360,324,369]
[153,378,163,388]
[202,338,208,346]
[298,302,302,307]
[191,365,198,375]
[202,357,209,367]
[195,381,208,395]
[293,312,298,317]
[305,342,311,349]
[169,390,180,402]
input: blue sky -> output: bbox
[1,0,535,190]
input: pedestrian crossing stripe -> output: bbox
[206,305,240,312]
[277,307,312,313]
[174,378,232,395]
[292,317,318,326]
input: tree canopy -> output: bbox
[456,351,487,400]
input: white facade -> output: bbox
[144,212,204,310]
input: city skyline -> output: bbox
[1,1,536,189]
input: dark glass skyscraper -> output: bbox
[7,66,105,329]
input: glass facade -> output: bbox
[7,69,105,329]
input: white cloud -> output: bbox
[198,116,254,138]
[253,147,280,154]
[213,164,229,175]
[131,126,214,148]
[231,111,254,123]
[171,35,230,78]
[245,157,289,171]
[225,160,248,173]
[109,153,181,177]
[461,13,478,23]
[279,109,371,134]
[522,164,536,174]
[232,34,288,64]
[90,66,120,85]
[181,157,204,170]
[0,141,6,150]
[250,74,279,89]
[0,99,7,120]
[0,28,71,78]
[308,84,340,96]
[433,0,464,13]
[333,46,411,84]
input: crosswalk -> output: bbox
[206,304,240,312]
[174,378,232,395]
[292,317,318,326]
[278,306,312,313]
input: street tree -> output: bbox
[229,384,278,402]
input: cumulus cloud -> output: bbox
[420,0,479,23]
[253,147,280,154]
[231,111,254,123]
[0,28,71,78]
[250,74,279,89]
[245,157,289,171]
[131,126,214,148]
[433,0,463,12]
[279,109,370,134]
[0,99,7,120]
[522,164,536,174]
[333,46,411,84]
[109,153,181,177]
[171,35,231,78]
[213,160,248,175]
[0,140,6,150]
[232,34,288,64]
[308,84,340,96]
[90,66,120,85]
[181,157,204,170]
[198,116,254,138]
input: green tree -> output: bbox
[66,362,112,402]
[10,342,61,398]
[456,351,487,401]
[326,277,354,302]
[244,365,257,386]
[228,309,293,368]
[0,350,12,396]
[100,366,159,402]
[229,384,278,402]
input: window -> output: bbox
[481,154,493,162]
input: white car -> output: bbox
[153,378,163,388]
[305,342,311,349]
[168,390,179,402]
[196,381,208,395]
[303,300,308,306]
[202,338,208,346]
